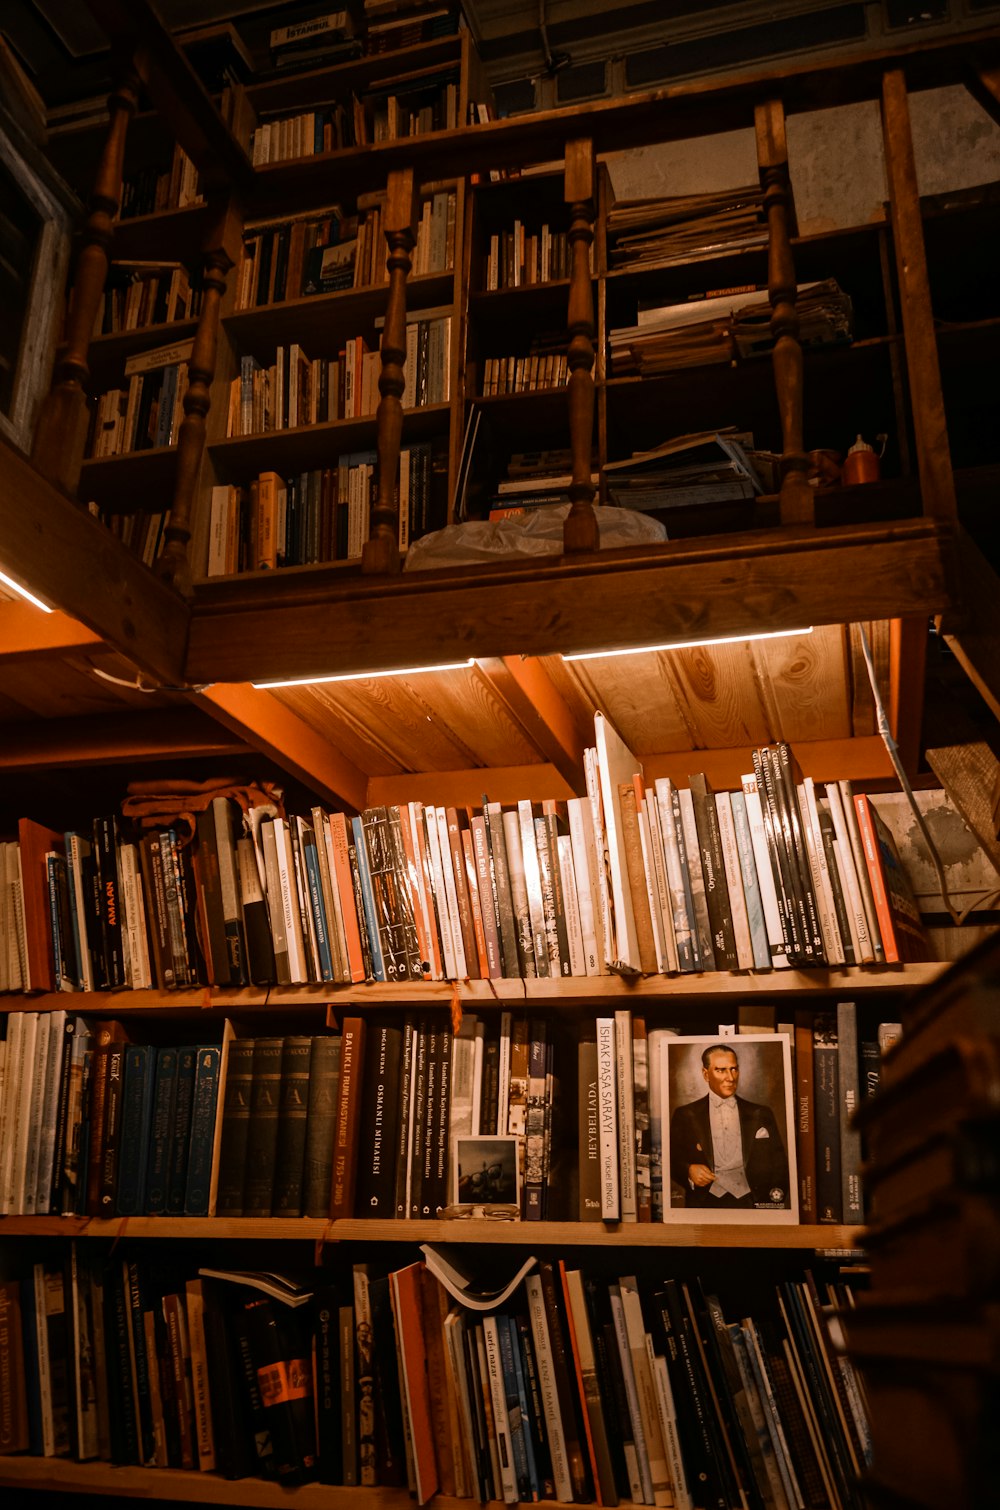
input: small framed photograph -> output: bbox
[452,1135,520,1206]
[660,1034,798,1224]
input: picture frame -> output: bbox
[660,1033,798,1224]
[451,1134,521,1207]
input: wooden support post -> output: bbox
[156,194,241,597]
[563,138,599,555]
[363,168,416,577]
[881,67,958,523]
[30,56,139,496]
[755,99,813,528]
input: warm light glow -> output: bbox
[0,569,53,614]
[252,658,477,689]
[562,626,813,662]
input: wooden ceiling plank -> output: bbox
[367,764,576,809]
[475,658,588,795]
[0,603,102,660]
[0,709,247,771]
[0,436,189,686]
[186,523,957,686]
[667,643,774,751]
[192,683,369,813]
[750,625,853,744]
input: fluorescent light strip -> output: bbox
[562,626,813,662]
[0,570,53,614]
[253,658,476,689]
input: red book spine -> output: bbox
[852,794,898,963]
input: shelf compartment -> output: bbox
[0,1215,865,1248]
[208,403,450,478]
[79,445,178,512]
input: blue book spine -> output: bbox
[498,1311,532,1502]
[351,816,385,981]
[116,1045,156,1216]
[166,1045,197,1215]
[506,1313,540,1501]
[730,790,772,971]
[184,1045,221,1216]
[144,1047,178,1215]
[303,833,334,981]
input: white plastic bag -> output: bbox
[403,502,666,571]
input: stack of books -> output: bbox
[606,183,768,269]
[602,429,762,511]
[487,448,597,519]
[98,260,201,334]
[118,145,202,219]
[87,339,193,457]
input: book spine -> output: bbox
[596,1017,619,1221]
[184,1046,221,1216]
[677,787,716,970]
[271,1035,313,1216]
[484,802,521,979]
[812,1013,843,1223]
[792,1012,817,1224]
[836,1000,864,1224]
[688,773,737,969]
[302,1034,341,1218]
[329,1017,366,1219]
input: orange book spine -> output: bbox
[852,794,898,963]
[328,812,366,982]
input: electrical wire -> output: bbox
[86,662,213,695]
[858,623,1000,926]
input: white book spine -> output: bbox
[649,1345,692,1510]
[434,806,468,978]
[800,779,845,966]
[567,797,601,975]
[0,1012,25,1211]
[643,791,679,973]
[21,1013,51,1215]
[584,746,616,969]
[614,1010,637,1222]
[497,1009,512,1137]
[423,806,458,979]
[715,791,754,970]
[525,1274,573,1503]
[740,772,791,968]
[824,782,873,963]
[608,1282,653,1503]
[618,1275,671,1507]
[635,801,667,973]
[35,1011,68,1214]
[556,835,588,976]
[274,819,307,982]
[596,1016,620,1220]
[482,1315,518,1503]
[448,1012,478,1141]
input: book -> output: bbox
[852,792,930,963]
[329,1017,366,1219]
[812,1014,843,1224]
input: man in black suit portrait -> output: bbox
[669,1043,790,1210]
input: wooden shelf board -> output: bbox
[208,403,450,478]
[224,271,455,350]
[5,962,942,1016]
[88,319,200,386]
[0,1215,864,1248]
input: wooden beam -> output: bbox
[926,739,1000,876]
[191,683,369,812]
[938,528,1000,723]
[0,603,102,660]
[186,520,958,685]
[367,763,576,809]
[0,437,190,686]
[965,63,1000,127]
[475,658,588,795]
[881,68,957,522]
[0,710,247,771]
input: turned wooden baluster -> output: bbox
[156,195,241,597]
[31,56,139,496]
[755,99,814,528]
[363,168,417,576]
[563,138,599,554]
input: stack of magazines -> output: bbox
[606,183,768,268]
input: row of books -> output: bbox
[0,1251,871,1510]
[224,312,450,436]
[0,996,893,1226]
[118,146,202,221]
[482,222,587,291]
[0,1013,220,1219]
[204,443,434,575]
[605,183,768,269]
[249,74,460,165]
[88,340,193,458]
[608,278,854,377]
[4,756,927,1006]
[481,350,569,398]
[233,190,455,312]
[97,260,201,335]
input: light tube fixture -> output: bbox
[0,569,53,614]
[252,657,476,690]
[562,626,813,662]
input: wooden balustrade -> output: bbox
[363,169,417,576]
[30,55,139,497]
[155,195,242,597]
[755,98,814,529]
[562,138,599,555]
